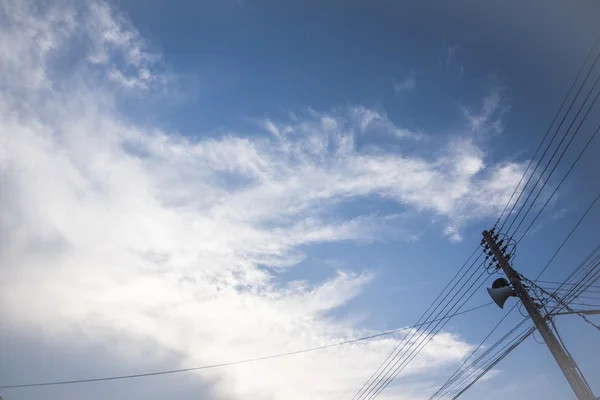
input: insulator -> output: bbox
[489,262,494,268]
[506,254,512,260]
[485,255,490,260]
[484,245,489,250]
[492,257,497,262]
[498,239,504,246]
[501,246,508,253]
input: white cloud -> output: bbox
[350,106,423,139]
[463,91,507,135]
[394,72,416,93]
[85,1,163,90]
[0,1,526,399]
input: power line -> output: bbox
[427,305,520,399]
[498,34,600,233]
[448,326,535,400]
[557,293,600,301]
[569,301,600,307]
[0,302,493,390]
[545,286,600,295]
[537,280,600,290]
[533,190,600,282]
[360,259,488,399]
[515,122,600,243]
[359,262,490,400]
[521,275,600,332]
[505,66,600,237]
[555,259,600,307]
[442,322,534,400]
[356,265,486,400]
[548,244,600,297]
[351,250,483,400]
[542,284,600,296]
[494,31,600,230]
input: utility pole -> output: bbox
[483,230,595,400]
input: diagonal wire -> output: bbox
[494,32,600,230]
[362,265,490,400]
[358,262,488,400]
[505,71,600,237]
[358,263,487,400]
[533,190,600,282]
[514,119,600,242]
[351,248,481,400]
[428,307,518,399]
[442,322,534,400]
[428,307,520,399]
[448,326,535,399]
[536,280,600,290]
[499,36,600,233]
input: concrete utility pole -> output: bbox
[483,230,595,400]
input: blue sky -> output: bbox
[1,0,599,399]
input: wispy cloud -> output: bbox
[0,1,525,399]
[86,2,165,90]
[445,43,460,66]
[350,106,423,139]
[463,91,508,135]
[393,71,416,93]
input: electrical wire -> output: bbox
[505,72,600,238]
[549,244,600,295]
[494,31,600,230]
[548,295,600,301]
[556,260,600,306]
[539,284,600,295]
[549,253,600,312]
[358,255,490,400]
[441,321,533,400]
[516,123,600,243]
[534,257,600,336]
[361,266,490,400]
[0,302,495,390]
[351,248,482,400]
[444,324,535,400]
[532,190,600,282]
[522,275,600,332]
[449,326,535,399]
[536,280,600,289]
[352,250,486,399]
[427,305,519,399]
[498,35,600,233]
